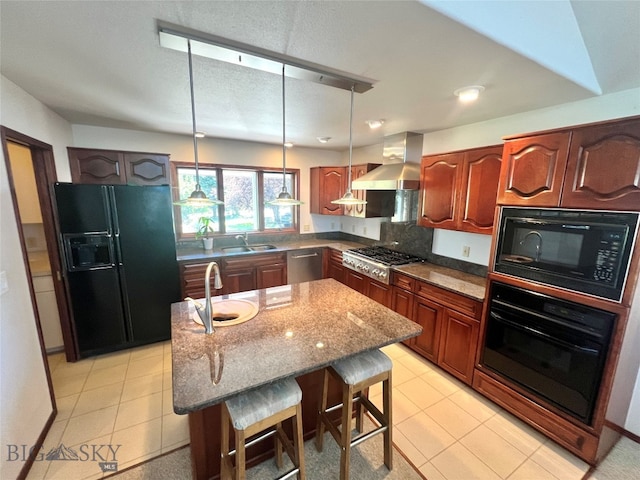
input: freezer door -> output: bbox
[67,268,127,355]
[111,185,180,343]
[54,183,111,233]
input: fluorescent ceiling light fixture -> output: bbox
[366,119,385,129]
[332,86,367,206]
[454,85,485,102]
[174,40,223,207]
[268,65,303,206]
[158,21,375,93]
[317,137,331,144]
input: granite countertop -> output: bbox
[171,278,422,414]
[176,239,366,263]
[393,263,486,302]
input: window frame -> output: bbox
[170,161,301,239]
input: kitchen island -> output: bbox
[171,278,422,479]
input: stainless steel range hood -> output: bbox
[351,131,423,190]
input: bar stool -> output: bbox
[315,349,393,480]
[221,377,305,480]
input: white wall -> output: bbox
[0,75,73,478]
[72,125,343,235]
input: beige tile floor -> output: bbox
[25,340,623,480]
[26,341,188,480]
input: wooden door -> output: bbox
[368,278,392,308]
[310,167,345,215]
[256,263,287,289]
[124,153,170,186]
[412,296,444,363]
[68,147,125,184]
[221,267,256,295]
[459,145,502,234]
[497,132,571,206]
[438,310,479,384]
[561,118,640,210]
[418,153,463,229]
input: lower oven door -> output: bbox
[481,283,616,425]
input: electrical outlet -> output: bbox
[462,245,471,257]
[303,224,310,232]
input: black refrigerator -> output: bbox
[54,183,180,358]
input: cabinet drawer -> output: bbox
[414,280,482,320]
[222,252,286,269]
[391,272,415,291]
[329,248,343,263]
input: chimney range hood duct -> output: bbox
[351,131,423,190]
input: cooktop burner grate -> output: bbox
[347,246,423,266]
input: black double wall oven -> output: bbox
[481,207,638,426]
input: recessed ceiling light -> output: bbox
[454,85,485,103]
[194,131,206,138]
[317,136,331,144]
[284,142,294,148]
[366,119,385,129]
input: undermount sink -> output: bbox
[221,246,251,253]
[192,298,259,327]
[220,244,277,253]
[248,244,277,251]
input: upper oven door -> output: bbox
[494,207,639,302]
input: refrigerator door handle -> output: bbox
[107,187,124,266]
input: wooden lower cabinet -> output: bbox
[345,269,368,295]
[368,278,392,308]
[412,296,444,363]
[179,252,287,298]
[390,272,482,385]
[438,309,480,383]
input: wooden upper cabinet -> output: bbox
[418,152,463,230]
[68,147,170,186]
[561,118,640,210]
[310,166,346,215]
[497,132,571,206]
[419,145,502,234]
[459,146,503,234]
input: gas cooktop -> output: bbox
[346,246,423,266]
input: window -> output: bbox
[171,162,299,238]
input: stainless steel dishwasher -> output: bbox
[287,248,323,284]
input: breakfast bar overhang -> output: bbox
[170,278,422,479]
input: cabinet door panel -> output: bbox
[345,269,368,295]
[460,146,502,234]
[310,167,345,215]
[498,132,570,206]
[221,268,256,294]
[124,153,170,185]
[438,310,479,384]
[562,118,640,210]
[68,148,125,184]
[412,296,443,363]
[368,279,392,308]
[257,263,287,289]
[418,153,463,229]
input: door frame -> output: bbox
[1,126,79,362]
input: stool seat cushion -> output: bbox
[332,349,392,385]
[225,377,302,430]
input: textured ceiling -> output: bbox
[1,1,639,149]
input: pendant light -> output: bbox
[331,85,367,205]
[268,64,303,206]
[174,39,223,206]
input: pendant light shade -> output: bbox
[268,65,303,206]
[332,85,367,205]
[174,39,223,207]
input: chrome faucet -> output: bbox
[235,232,249,246]
[520,231,543,261]
[188,262,223,334]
